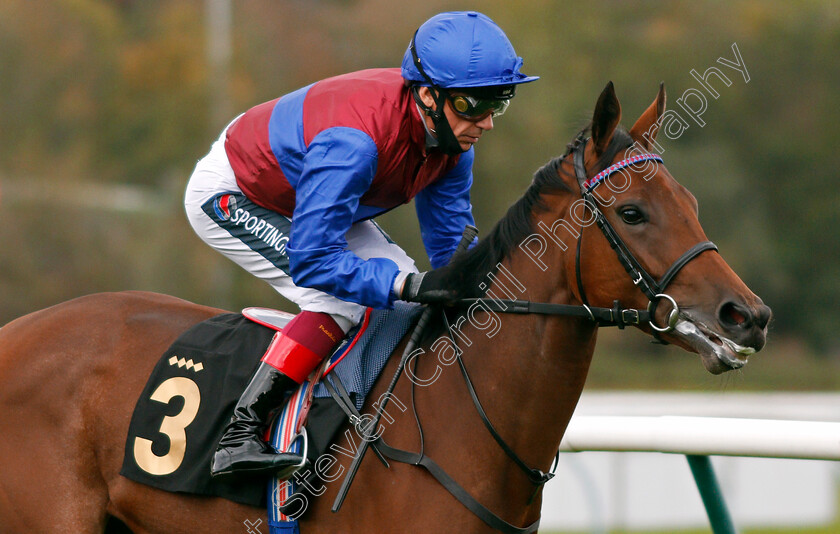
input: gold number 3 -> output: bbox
[133,376,201,476]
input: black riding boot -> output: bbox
[211,362,304,478]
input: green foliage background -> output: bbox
[1,1,838,382]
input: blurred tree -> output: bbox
[0,0,837,358]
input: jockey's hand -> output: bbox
[400,269,457,305]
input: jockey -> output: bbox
[184,11,538,478]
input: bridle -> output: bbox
[573,135,718,333]
[327,135,720,533]
[463,134,718,335]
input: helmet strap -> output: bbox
[409,31,466,156]
[412,86,464,155]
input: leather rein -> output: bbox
[327,137,719,533]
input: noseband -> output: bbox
[461,135,718,334]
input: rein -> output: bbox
[329,136,719,532]
[326,305,548,534]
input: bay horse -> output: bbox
[0,82,770,533]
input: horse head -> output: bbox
[555,82,771,374]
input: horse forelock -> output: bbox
[441,125,636,299]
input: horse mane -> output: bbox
[439,125,636,298]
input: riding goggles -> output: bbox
[447,93,510,120]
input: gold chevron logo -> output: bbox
[168,355,204,373]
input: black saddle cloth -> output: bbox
[120,313,345,507]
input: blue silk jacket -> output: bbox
[225,68,475,308]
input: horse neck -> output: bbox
[465,244,598,458]
[434,201,599,519]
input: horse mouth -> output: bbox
[672,318,755,374]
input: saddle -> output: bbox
[119,303,421,508]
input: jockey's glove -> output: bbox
[399,269,458,305]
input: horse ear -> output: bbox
[629,82,666,149]
[591,81,622,156]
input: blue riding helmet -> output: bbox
[401,11,539,89]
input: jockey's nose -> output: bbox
[476,114,494,130]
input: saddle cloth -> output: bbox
[120,303,421,507]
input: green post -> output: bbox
[686,455,737,534]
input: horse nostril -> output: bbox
[719,301,753,329]
[754,304,772,330]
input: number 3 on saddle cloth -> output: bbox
[119,302,422,529]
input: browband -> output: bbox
[583,153,664,192]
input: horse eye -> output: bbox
[619,206,646,225]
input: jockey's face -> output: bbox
[417,87,495,152]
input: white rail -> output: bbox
[559,415,840,461]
